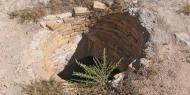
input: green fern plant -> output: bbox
[72,49,122,87]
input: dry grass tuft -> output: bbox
[9,3,47,22]
[47,0,64,14]
[9,0,131,22]
[22,80,67,95]
[76,80,139,95]
[8,0,73,22]
[182,5,190,15]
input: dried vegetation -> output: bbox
[182,5,190,15]
[9,3,47,22]
[23,80,66,95]
[8,0,131,22]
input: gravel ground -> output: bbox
[0,1,45,94]
[134,0,190,95]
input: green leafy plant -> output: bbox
[22,80,66,95]
[71,49,122,87]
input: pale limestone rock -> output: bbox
[46,21,63,31]
[63,17,75,23]
[30,29,52,50]
[43,15,57,20]
[112,72,126,87]
[140,58,150,67]
[132,0,138,4]
[39,21,46,28]
[51,34,82,73]
[40,19,63,29]
[56,12,72,19]
[175,32,190,46]
[128,59,137,70]
[50,73,65,82]
[74,7,90,16]
[43,13,72,24]
[93,1,108,10]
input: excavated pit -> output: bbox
[58,13,150,80]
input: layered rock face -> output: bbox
[83,13,149,71]
[58,13,149,80]
[30,16,90,79]
[31,12,149,79]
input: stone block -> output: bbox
[175,32,190,46]
[46,21,63,31]
[74,7,90,16]
[43,15,57,20]
[93,1,108,10]
[63,17,75,23]
[56,12,73,19]
[39,21,46,28]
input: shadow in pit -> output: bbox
[58,13,150,81]
[57,34,121,81]
[57,34,90,80]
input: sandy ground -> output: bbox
[0,1,45,93]
[0,0,190,95]
[0,14,41,95]
[135,0,190,95]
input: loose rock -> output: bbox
[174,32,190,46]
[93,1,108,10]
[105,1,114,8]
[63,17,75,23]
[111,72,126,87]
[140,58,150,67]
[56,12,72,19]
[74,7,90,16]
[39,21,47,28]
[132,0,138,4]
[43,15,57,20]
[46,21,63,31]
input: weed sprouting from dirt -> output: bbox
[68,49,140,95]
[70,49,122,88]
